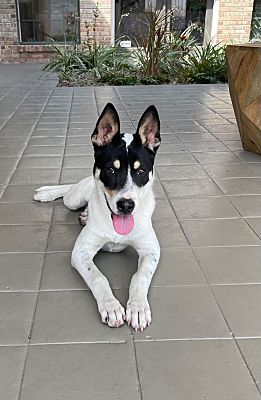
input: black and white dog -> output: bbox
[34,103,161,331]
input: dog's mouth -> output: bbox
[111,213,134,236]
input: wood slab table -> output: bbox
[226,43,261,154]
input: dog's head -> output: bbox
[91,103,160,235]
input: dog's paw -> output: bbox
[34,186,58,202]
[126,297,151,332]
[78,210,88,226]
[98,297,125,328]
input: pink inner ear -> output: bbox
[94,116,118,146]
[143,121,158,144]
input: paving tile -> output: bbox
[135,340,261,400]
[177,133,217,142]
[0,346,27,400]
[17,156,63,169]
[192,151,241,164]
[185,141,228,152]
[0,184,49,203]
[63,155,94,169]
[194,246,261,284]
[0,225,49,252]
[0,169,12,184]
[28,137,65,146]
[20,342,139,400]
[215,178,261,195]
[212,285,261,337]
[235,151,261,163]
[237,339,261,392]
[134,286,229,339]
[203,163,256,178]
[65,145,93,155]
[153,220,189,248]
[47,224,82,251]
[156,164,208,180]
[0,202,53,224]
[224,140,243,151]
[10,169,60,184]
[158,143,186,153]
[0,156,19,170]
[152,198,176,220]
[163,178,223,197]
[229,195,261,217]
[60,168,92,183]
[30,290,129,343]
[52,204,80,224]
[181,218,261,246]
[41,250,124,290]
[245,218,261,239]
[0,146,24,157]
[24,145,64,156]
[0,292,37,344]
[155,153,196,165]
[0,253,44,290]
[170,196,239,219]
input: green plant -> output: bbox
[178,42,227,83]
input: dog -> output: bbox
[34,103,161,331]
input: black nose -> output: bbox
[116,198,135,215]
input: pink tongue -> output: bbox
[112,214,134,235]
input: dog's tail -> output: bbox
[34,184,72,202]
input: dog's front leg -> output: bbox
[72,231,125,328]
[127,230,160,331]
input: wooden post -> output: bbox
[226,43,261,154]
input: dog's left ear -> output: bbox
[91,103,120,147]
[135,105,161,152]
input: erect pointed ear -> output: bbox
[135,105,161,152]
[91,103,120,147]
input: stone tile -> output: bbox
[224,141,243,151]
[235,151,261,163]
[30,290,129,344]
[237,339,261,392]
[0,292,37,344]
[155,153,196,165]
[215,178,261,195]
[181,218,261,247]
[194,246,261,284]
[177,133,217,142]
[170,196,239,219]
[229,195,261,217]
[0,202,53,224]
[0,146,24,157]
[0,169,12,184]
[0,346,27,400]
[60,168,92,184]
[0,184,48,203]
[63,155,94,169]
[0,225,49,252]
[41,250,124,290]
[185,141,228,152]
[0,253,44,290]
[52,204,80,224]
[17,156,63,169]
[135,286,229,339]
[10,169,60,184]
[245,218,261,239]
[0,156,19,170]
[158,143,186,153]
[153,220,189,248]
[152,198,176,220]
[192,151,241,164]
[65,145,93,155]
[47,224,82,251]
[135,340,261,400]
[28,137,65,146]
[163,178,223,197]
[212,285,261,337]
[24,145,64,156]
[203,163,256,178]
[20,342,139,400]
[156,164,208,180]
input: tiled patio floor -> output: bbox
[0,64,261,400]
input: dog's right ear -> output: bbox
[91,103,120,147]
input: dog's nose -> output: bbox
[117,198,135,215]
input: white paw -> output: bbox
[34,186,57,202]
[78,210,88,226]
[98,297,125,328]
[126,297,151,332]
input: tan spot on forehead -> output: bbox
[133,160,141,170]
[113,159,120,169]
[105,189,117,198]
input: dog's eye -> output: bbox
[106,167,115,174]
[137,168,145,175]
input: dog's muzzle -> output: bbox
[116,198,135,215]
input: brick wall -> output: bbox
[0,0,112,63]
[216,0,254,44]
